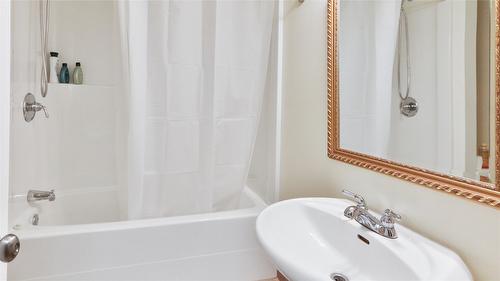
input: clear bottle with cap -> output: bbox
[73,62,83,84]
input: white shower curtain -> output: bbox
[339,0,401,157]
[118,0,275,219]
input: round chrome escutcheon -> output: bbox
[400,97,418,117]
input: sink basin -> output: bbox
[256,198,472,281]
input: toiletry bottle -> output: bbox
[73,62,83,84]
[49,52,59,83]
[480,143,489,168]
[59,63,70,83]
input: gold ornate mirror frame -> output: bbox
[327,0,500,208]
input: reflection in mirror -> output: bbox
[338,0,495,185]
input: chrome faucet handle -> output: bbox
[23,93,49,122]
[342,189,366,208]
[32,103,49,118]
[380,209,401,227]
[38,103,49,118]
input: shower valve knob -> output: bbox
[23,93,49,122]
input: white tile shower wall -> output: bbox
[48,1,121,86]
[10,85,117,195]
[10,2,122,198]
[281,0,499,280]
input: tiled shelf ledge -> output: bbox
[48,83,115,89]
[46,83,116,97]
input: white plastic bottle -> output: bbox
[49,52,59,83]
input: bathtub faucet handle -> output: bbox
[23,93,49,122]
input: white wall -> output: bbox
[280,1,499,280]
[9,1,122,205]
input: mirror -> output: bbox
[327,0,500,207]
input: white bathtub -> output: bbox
[8,188,276,281]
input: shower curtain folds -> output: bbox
[339,0,401,157]
[118,0,275,219]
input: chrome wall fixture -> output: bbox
[342,190,401,239]
[397,2,418,117]
[27,189,56,203]
[400,97,418,117]
[23,93,49,122]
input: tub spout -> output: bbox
[27,189,55,203]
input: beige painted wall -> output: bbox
[280,1,500,280]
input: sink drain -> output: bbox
[330,273,349,281]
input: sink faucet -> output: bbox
[342,190,401,239]
[27,189,55,203]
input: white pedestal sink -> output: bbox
[256,198,472,281]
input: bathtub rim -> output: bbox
[12,186,267,239]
